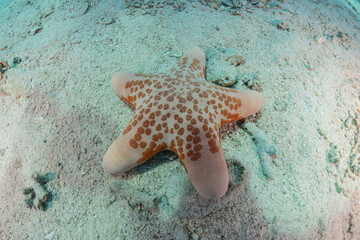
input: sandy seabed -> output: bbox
[0,0,360,239]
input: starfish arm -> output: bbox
[170,47,206,79]
[183,47,206,68]
[173,127,229,200]
[102,115,168,174]
[214,87,264,126]
[112,72,153,108]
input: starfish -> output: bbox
[103,47,264,199]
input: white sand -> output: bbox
[0,0,359,239]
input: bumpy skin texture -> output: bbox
[103,47,264,200]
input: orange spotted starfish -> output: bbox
[103,47,264,199]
